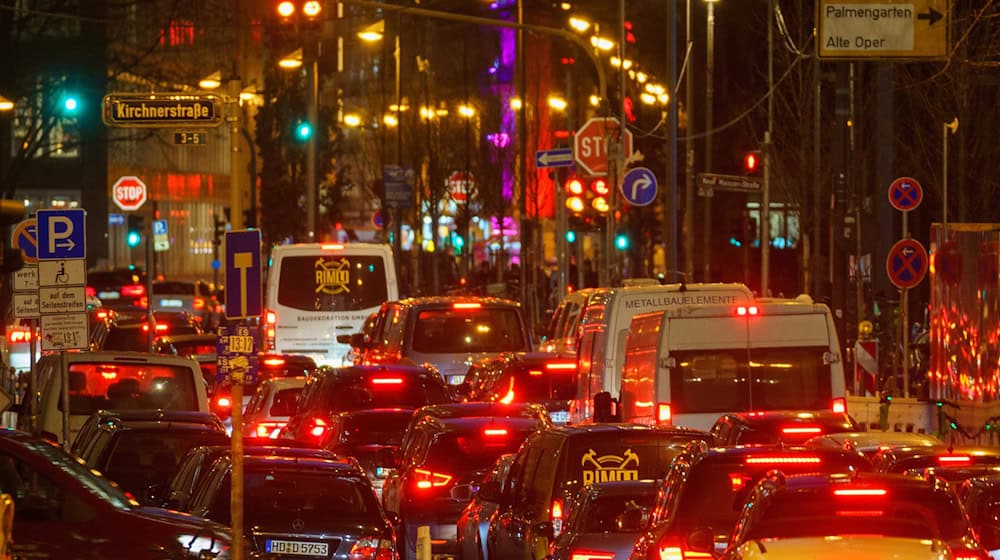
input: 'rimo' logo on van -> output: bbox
[314,257,351,295]
[581,448,640,485]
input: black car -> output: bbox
[382,415,546,560]
[90,312,203,352]
[0,430,232,559]
[87,267,148,312]
[549,480,660,560]
[958,475,1000,558]
[629,444,873,559]
[320,408,416,497]
[466,352,579,424]
[284,365,452,443]
[398,402,551,460]
[163,442,341,511]
[708,409,858,447]
[485,424,711,560]
[187,454,396,559]
[72,409,229,505]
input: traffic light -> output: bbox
[728,216,744,247]
[565,230,577,243]
[743,150,761,175]
[213,215,226,246]
[565,177,585,214]
[591,178,610,214]
[126,214,144,248]
[61,94,79,115]
[276,0,322,22]
[295,120,313,141]
[615,233,629,251]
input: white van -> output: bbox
[265,242,398,367]
[620,296,847,431]
[571,283,754,424]
[28,351,210,444]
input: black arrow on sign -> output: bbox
[918,7,943,26]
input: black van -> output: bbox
[482,423,709,560]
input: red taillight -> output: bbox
[570,551,615,560]
[745,455,822,465]
[263,358,286,366]
[551,498,565,535]
[121,284,146,297]
[86,286,96,297]
[730,473,751,492]
[155,323,168,332]
[98,365,119,380]
[193,296,206,310]
[7,328,31,344]
[781,425,823,435]
[96,309,110,320]
[349,537,394,560]
[252,421,286,439]
[483,428,509,437]
[321,243,344,250]
[413,468,452,488]
[736,305,759,316]
[938,455,972,464]
[452,302,482,310]
[529,369,543,376]
[832,397,847,414]
[951,548,989,560]
[371,376,403,385]
[657,403,672,424]
[657,537,714,560]
[265,310,277,324]
[308,417,328,438]
[216,396,232,409]
[833,488,887,497]
[545,361,577,371]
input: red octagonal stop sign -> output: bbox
[112,176,148,212]
[574,117,634,177]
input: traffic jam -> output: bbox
[0,238,994,560]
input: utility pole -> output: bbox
[761,0,773,296]
[703,0,716,281]
[664,0,679,282]
[684,0,695,281]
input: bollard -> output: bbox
[416,525,431,560]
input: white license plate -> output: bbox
[159,298,184,307]
[98,291,120,300]
[550,410,570,423]
[265,540,329,556]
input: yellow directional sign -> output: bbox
[818,0,950,59]
[102,93,224,128]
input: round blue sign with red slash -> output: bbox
[887,238,928,289]
[10,218,37,264]
[888,176,923,212]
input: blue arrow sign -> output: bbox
[535,148,574,168]
[36,209,86,260]
[621,167,658,207]
[225,229,262,319]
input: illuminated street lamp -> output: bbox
[199,71,221,90]
[383,114,398,127]
[357,20,384,42]
[278,48,303,69]
[509,98,523,111]
[0,95,12,112]
[588,94,600,107]
[458,104,476,118]
[590,35,614,51]
[343,113,361,128]
[569,17,590,32]
[547,96,567,111]
[640,92,656,105]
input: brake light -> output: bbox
[529,369,543,376]
[308,417,328,438]
[321,243,344,250]
[483,428,509,437]
[252,422,286,439]
[97,364,119,380]
[657,537,713,560]
[193,297,206,310]
[121,284,146,297]
[216,396,232,409]
[657,403,672,424]
[833,488,887,497]
[938,455,972,464]
[781,425,823,435]
[155,323,168,332]
[7,328,31,344]
[951,548,989,560]
[349,536,394,560]
[96,309,110,320]
[730,473,751,492]
[545,361,577,371]
[570,551,615,560]
[414,468,452,488]
[265,310,277,324]
[85,286,96,297]
[551,498,565,536]
[745,455,822,465]
[452,302,482,310]
[371,376,403,385]
[832,397,847,414]
[263,358,286,366]
[736,305,759,316]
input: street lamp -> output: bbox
[199,71,222,90]
[343,113,362,128]
[357,20,384,42]
[0,95,12,112]
[568,17,591,32]
[547,96,567,111]
[278,49,303,69]
[703,0,720,280]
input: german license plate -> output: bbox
[265,539,328,556]
[159,298,184,307]
[98,291,120,300]
[550,411,570,423]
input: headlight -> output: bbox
[177,531,232,559]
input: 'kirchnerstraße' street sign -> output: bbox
[102,93,224,128]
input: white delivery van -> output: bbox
[265,242,398,367]
[571,283,754,423]
[620,296,847,431]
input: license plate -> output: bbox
[98,291,120,300]
[159,298,184,307]
[550,411,570,423]
[265,540,329,556]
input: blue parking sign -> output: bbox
[37,209,86,260]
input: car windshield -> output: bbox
[577,491,657,533]
[411,307,528,354]
[215,470,381,526]
[277,255,388,312]
[66,362,199,414]
[340,411,413,446]
[422,429,535,471]
[746,486,968,541]
[105,429,229,499]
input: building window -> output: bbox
[160,19,196,47]
[11,77,80,160]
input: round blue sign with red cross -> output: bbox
[10,218,37,264]
[887,238,928,289]
[888,176,923,212]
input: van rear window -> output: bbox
[277,255,388,312]
[66,362,199,414]
[562,433,706,495]
[411,308,527,354]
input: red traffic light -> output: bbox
[744,151,760,173]
[592,178,610,196]
[567,178,585,196]
[277,1,295,18]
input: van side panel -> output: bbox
[621,312,664,425]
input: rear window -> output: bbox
[311,375,449,414]
[277,254,388,312]
[105,428,228,498]
[66,362,200,414]
[245,359,316,394]
[577,490,657,533]
[153,282,195,295]
[340,411,414,446]
[422,429,535,471]
[411,307,528,354]
[269,388,304,417]
[89,270,145,290]
[170,341,217,356]
[490,367,577,402]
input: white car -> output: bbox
[242,376,308,439]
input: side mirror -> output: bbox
[593,392,614,423]
[336,334,353,344]
[476,480,503,504]
[686,527,715,554]
[350,333,368,348]
[450,483,476,502]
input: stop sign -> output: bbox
[448,171,475,202]
[574,117,634,177]
[112,176,148,212]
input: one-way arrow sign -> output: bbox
[536,148,574,169]
[918,7,943,26]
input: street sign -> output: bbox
[39,259,86,286]
[535,148,574,169]
[225,230,262,319]
[12,266,37,291]
[10,219,37,264]
[39,286,87,314]
[40,313,89,351]
[102,93,224,128]
[447,171,475,202]
[153,219,169,252]
[818,0,949,59]
[174,131,207,145]
[887,238,929,289]
[621,167,658,207]
[112,176,148,212]
[574,117,634,177]
[13,292,38,319]
[384,165,415,209]
[216,324,259,384]
[108,213,125,226]
[888,176,923,212]
[697,173,763,196]
[36,209,86,260]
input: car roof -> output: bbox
[424,415,545,433]
[807,431,942,451]
[542,423,708,439]
[413,402,547,419]
[391,296,521,308]
[582,479,661,497]
[334,407,416,420]
[723,410,856,430]
[773,471,948,493]
[56,351,200,367]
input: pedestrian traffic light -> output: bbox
[213,216,226,246]
[126,214,144,248]
[743,150,761,175]
[295,121,313,141]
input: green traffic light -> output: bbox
[126,230,141,248]
[296,122,312,140]
[63,96,79,114]
[615,234,629,250]
[565,230,576,243]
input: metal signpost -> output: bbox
[885,176,925,398]
[536,148,575,301]
[818,0,950,59]
[10,219,39,430]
